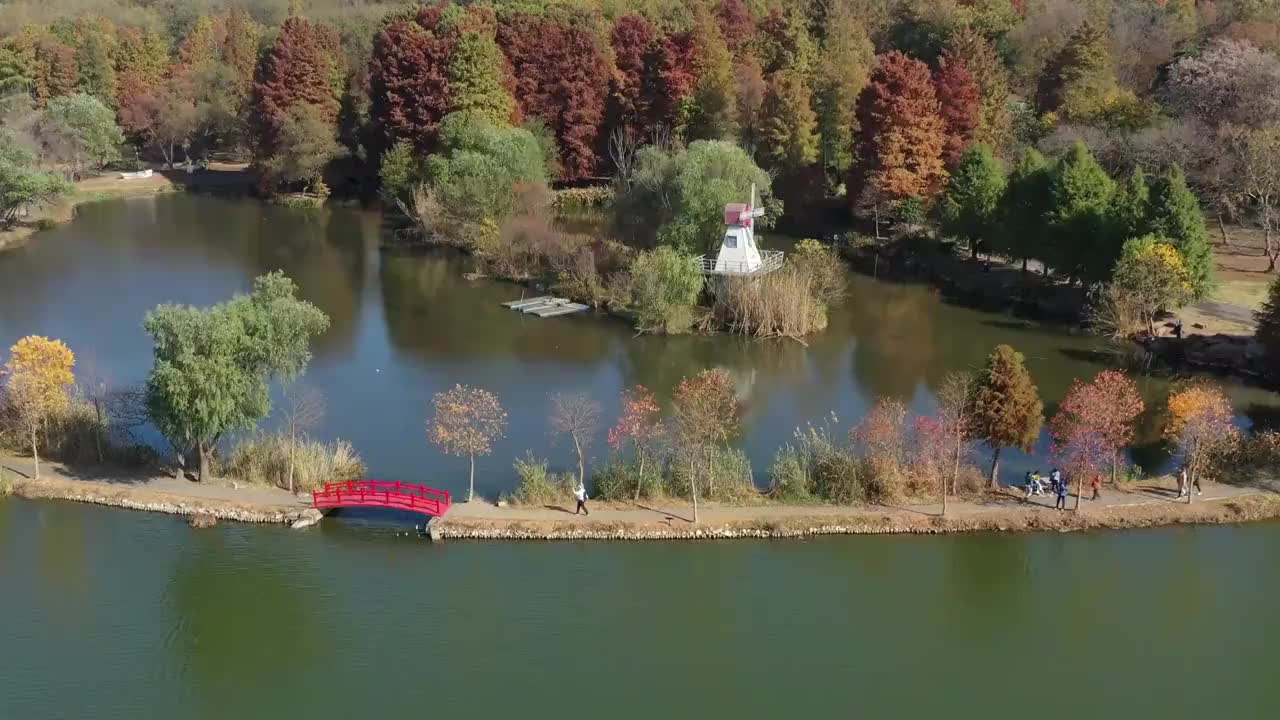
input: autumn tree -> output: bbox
[1166,38,1280,129]
[686,5,739,142]
[608,15,658,138]
[971,344,1044,488]
[716,0,756,59]
[940,144,1006,259]
[607,385,664,499]
[282,384,325,495]
[640,31,697,136]
[1165,383,1239,502]
[118,76,199,168]
[257,103,342,193]
[734,56,767,155]
[114,27,168,108]
[933,50,980,169]
[947,25,1011,152]
[448,30,516,127]
[814,3,874,173]
[498,13,610,179]
[549,392,602,490]
[1035,20,1114,118]
[852,51,947,208]
[1224,126,1280,272]
[995,147,1052,271]
[755,7,816,77]
[1148,165,1214,297]
[1110,235,1194,336]
[1050,370,1144,507]
[368,4,456,152]
[428,384,507,502]
[934,370,979,514]
[4,336,75,479]
[672,368,741,522]
[145,273,329,482]
[758,68,818,172]
[250,16,342,173]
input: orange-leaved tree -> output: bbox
[1050,370,1144,509]
[607,385,664,500]
[1164,382,1238,503]
[428,384,507,502]
[971,344,1043,488]
[4,336,76,479]
[672,368,740,522]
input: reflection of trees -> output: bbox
[377,251,615,366]
[845,279,938,400]
[166,538,324,718]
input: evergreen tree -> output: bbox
[940,144,1006,259]
[815,3,874,174]
[755,7,816,77]
[1148,165,1214,299]
[448,31,516,127]
[250,16,342,164]
[686,6,738,141]
[1048,141,1116,283]
[1109,166,1152,243]
[758,68,818,172]
[1035,20,1113,116]
[971,344,1044,488]
[1256,277,1280,381]
[996,148,1053,271]
[947,25,1011,154]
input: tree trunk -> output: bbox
[287,432,296,495]
[634,452,646,502]
[988,447,1002,489]
[468,454,475,502]
[197,442,210,482]
[1267,225,1277,273]
[1021,257,1028,273]
[689,457,699,524]
[92,396,104,464]
[1217,214,1230,247]
[573,436,584,488]
[30,429,39,480]
[1074,474,1083,511]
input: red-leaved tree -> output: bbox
[498,13,611,179]
[368,3,456,153]
[641,31,697,136]
[715,0,755,59]
[250,16,342,160]
[852,51,948,207]
[608,14,658,137]
[933,50,980,170]
[672,369,741,522]
[607,385,664,499]
[1050,370,1145,508]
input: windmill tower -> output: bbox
[694,184,785,276]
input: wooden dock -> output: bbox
[501,296,590,318]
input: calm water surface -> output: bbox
[2,499,1279,719]
[1,194,1277,494]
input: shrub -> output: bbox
[219,433,364,492]
[768,444,812,501]
[623,247,705,334]
[591,459,666,501]
[551,186,614,210]
[712,268,828,338]
[669,446,757,502]
[509,452,576,505]
[789,239,848,307]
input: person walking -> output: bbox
[574,481,589,516]
[1192,470,1202,497]
[1090,474,1102,501]
[1054,471,1068,511]
[1177,467,1189,498]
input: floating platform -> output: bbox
[501,295,590,318]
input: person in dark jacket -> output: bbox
[1053,469,1068,510]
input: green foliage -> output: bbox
[939,144,1005,252]
[144,272,330,479]
[758,68,818,172]
[591,459,665,501]
[1110,234,1195,334]
[1048,140,1116,281]
[1257,277,1280,379]
[448,31,516,127]
[815,5,874,173]
[1148,166,1214,299]
[685,7,738,142]
[509,452,576,505]
[994,147,1052,266]
[258,103,342,192]
[1108,166,1152,243]
[0,137,71,226]
[626,246,704,334]
[37,92,123,175]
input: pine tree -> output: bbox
[755,7,816,77]
[1149,165,1214,299]
[759,68,818,172]
[852,51,948,206]
[448,31,516,127]
[1109,166,1152,242]
[686,6,738,141]
[815,2,874,173]
[1048,141,1116,283]
[933,50,980,169]
[971,344,1044,488]
[1256,277,1280,380]
[996,148,1053,271]
[1035,20,1114,117]
[251,16,342,162]
[947,26,1011,154]
[940,144,1006,259]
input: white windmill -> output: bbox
[694,183,785,276]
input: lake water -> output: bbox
[1,498,1278,719]
[1,194,1277,495]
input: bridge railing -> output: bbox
[312,479,452,516]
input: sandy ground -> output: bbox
[1179,226,1276,336]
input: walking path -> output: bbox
[4,454,1276,539]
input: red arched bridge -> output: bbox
[312,480,452,517]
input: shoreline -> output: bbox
[6,463,1278,540]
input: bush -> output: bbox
[219,433,364,492]
[622,247,705,334]
[552,186,613,210]
[2,391,155,468]
[713,268,828,338]
[768,444,813,501]
[669,445,757,502]
[789,239,848,307]
[509,453,576,505]
[591,459,665,501]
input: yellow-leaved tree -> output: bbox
[1165,382,1238,503]
[5,336,76,478]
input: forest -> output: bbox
[3,0,1280,347]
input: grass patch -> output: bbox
[1212,279,1270,310]
[507,453,576,505]
[218,433,364,492]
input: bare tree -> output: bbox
[936,371,978,516]
[608,125,638,190]
[282,384,326,494]
[549,392,601,489]
[1225,126,1280,271]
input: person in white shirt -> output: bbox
[574,482,589,516]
